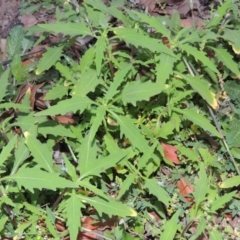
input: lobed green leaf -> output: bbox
[0,135,18,167]
[179,44,219,74]
[110,112,149,150]
[24,132,54,173]
[73,70,101,97]
[36,46,63,75]
[78,106,105,175]
[55,62,75,82]
[193,163,208,209]
[0,103,30,111]
[34,96,93,116]
[209,47,240,78]
[189,216,206,240]
[78,47,95,73]
[79,149,129,180]
[0,69,10,103]
[173,108,221,138]
[6,26,24,57]
[86,0,131,26]
[78,195,137,217]
[209,230,223,240]
[2,166,78,192]
[222,29,240,54]
[38,122,76,138]
[224,80,240,103]
[211,191,237,212]
[206,0,232,29]
[156,54,177,88]
[78,180,109,200]
[220,176,240,188]
[44,84,68,101]
[144,178,170,206]
[105,64,132,101]
[161,210,180,240]
[126,10,170,38]
[113,27,174,56]
[122,81,165,106]
[117,173,136,200]
[12,139,29,175]
[11,55,25,82]
[177,73,218,109]
[95,35,106,76]
[65,190,84,240]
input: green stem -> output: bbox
[64,137,78,164]
[183,57,240,175]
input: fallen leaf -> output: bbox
[19,13,38,27]
[224,213,233,219]
[30,83,45,110]
[55,113,75,125]
[27,45,47,55]
[148,211,161,222]
[55,220,66,232]
[77,232,99,240]
[161,36,170,48]
[0,83,31,121]
[139,0,157,13]
[177,178,194,202]
[22,59,36,67]
[162,143,180,164]
[82,216,118,231]
[181,18,203,28]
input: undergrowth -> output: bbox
[0,0,240,239]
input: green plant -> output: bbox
[0,0,240,239]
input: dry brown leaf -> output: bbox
[177,178,194,202]
[0,0,7,18]
[77,232,99,240]
[55,220,66,232]
[19,13,38,27]
[177,0,201,17]
[22,58,36,67]
[14,83,31,103]
[27,45,47,54]
[148,211,161,222]
[162,143,180,164]
[82,216,117,231]
[0,83,31,124]
[196,234,208,240]
[181,18,203,28]
[139,0,157,12]
[63,216,118,240]
[55,114,75,125]
[30,83,45,110]
[177,0,192,16]
[161,36,170,48]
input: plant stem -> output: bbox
[183,56,240,175]
[65,137,78,164]
[208,105,240,175]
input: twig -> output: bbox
[51,188,68,212]
[1,48,46,66]
[81,227,114,240]
[181,219,197,238]
[0,186,18,229]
